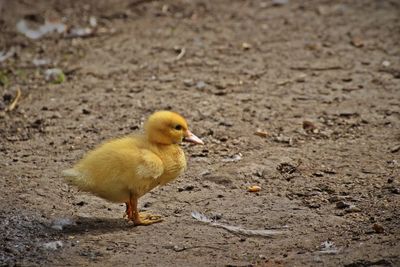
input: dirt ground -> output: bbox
[1,0,399,266]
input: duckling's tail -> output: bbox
[62,168,89,189]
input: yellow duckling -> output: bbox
[63,111,203,226]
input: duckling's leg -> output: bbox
[124,202,133,219]
[130,195,162,226]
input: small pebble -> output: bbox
[254,130,269,138]
[372,223,384,233]
[219,136,228,142]
[210,212,222,220]
[336,201,350,209]
[346,205,361,213]
[43,241,63,250]
[295,73,307,82]
[242,42,251,50]
[390,145,400,153]
[44,68,65,83]
[247,185,261,192]
[303,120,317,132]
[51,218,76,230]
[184,185,195,191]
[391,188,400,194]
[143,202,152,208]
[308,203,321,209]
[313,172,324,177]
[82,109,91,115]
[382,60,391,67]
[183,79,194,87]
[351,37,364,48]
[178,185,194,192]
[196,81,207,90]
[329,195,346,203]
[173,245,186,252]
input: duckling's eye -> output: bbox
[174,125,182,130]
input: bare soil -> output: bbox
[1,0,399,266]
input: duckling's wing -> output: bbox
[135,149,164,180]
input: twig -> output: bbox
[175,47,186,61]
[191,211,286,237]
[185,245,225,251]
[174,245,226,252]
[290,66,343,71]
[6,87,22,112]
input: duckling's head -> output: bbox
[145,111,204,145]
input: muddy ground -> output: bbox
[1,0,399,266]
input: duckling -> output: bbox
[63,111,203,226]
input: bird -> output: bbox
[62,111,204,226]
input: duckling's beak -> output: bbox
[184,130,204,145]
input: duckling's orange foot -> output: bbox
[134,212,163,226]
